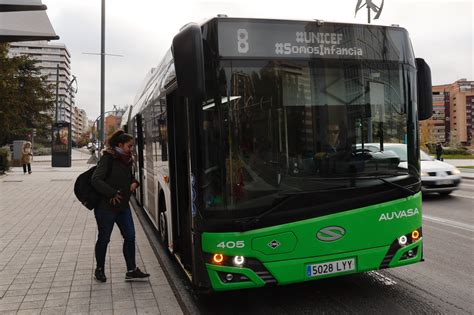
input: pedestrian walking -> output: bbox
[21,141,33,174]
[435,143,443,160]
[91,130,150,282]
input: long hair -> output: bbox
[106,130,133,149]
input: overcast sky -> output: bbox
[42,0,473,119]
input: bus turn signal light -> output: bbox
[412,230,420,240]
[212,254,224,264]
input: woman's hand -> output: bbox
[130,182,139,192]
[109,191,123,205]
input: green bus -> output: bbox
[123,16,433,291]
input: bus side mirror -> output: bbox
[416,58,433,121]
[172,23,205,99]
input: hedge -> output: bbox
[0,147,10,173]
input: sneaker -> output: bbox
[94,268,107,282]
[125,267,150,280]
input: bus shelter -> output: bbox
[0,0,58,43]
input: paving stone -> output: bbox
[27,288,50,295]
[65,303,90,314]
[19,300,45,310]
[0,158,182,314]
[66,297,90,306]
[0,302,20,311]
[40,306,67,315]
[23,294,47,302]
[90,302,113,311]
[16,309,42,315]
[4,288,29,297]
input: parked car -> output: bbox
[361,143,462,195]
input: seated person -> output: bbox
[315,123,351,175]
[315,123,348,158]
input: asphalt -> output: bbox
[0,150,183,315]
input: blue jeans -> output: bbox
[94,207,136,271]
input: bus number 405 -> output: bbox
[217,241,245,249]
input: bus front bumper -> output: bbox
[205,239,422,291]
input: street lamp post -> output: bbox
[100,0,105,154]
[56,74,77,123]
[90,109,118,158]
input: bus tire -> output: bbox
[159,212,168,244]
[158,194,168,245]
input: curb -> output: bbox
[130,198,200,315]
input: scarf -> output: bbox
[113,147,134,166]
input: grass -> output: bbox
[442,154,474,160]
[458,166,474,169]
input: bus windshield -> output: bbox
[201,59,417,213]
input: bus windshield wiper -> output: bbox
[240,187,348,229]
[353,175,417,195]
[377,177,417,195]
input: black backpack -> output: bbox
[74,156,113,210]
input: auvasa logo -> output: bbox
[379,208,420,221]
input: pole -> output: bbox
[99,0,105,157]
[55,64,59,122]
[367,4,371,23]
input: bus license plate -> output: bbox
[306,258,355,277]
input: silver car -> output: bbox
[362,143,462,195]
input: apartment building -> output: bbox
[72,107,88,143]
[420,79,473,147]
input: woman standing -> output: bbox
[91,130,150,282]
[21,141,33,174]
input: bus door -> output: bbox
[143,106,157,224]
[135,114,146,206]
[167,91,193,270]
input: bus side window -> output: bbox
[158,117,168,161]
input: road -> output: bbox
[139,180,474,314]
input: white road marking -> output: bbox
[423,215,474,232]
[367,271,397,286]
[450,192,474,200]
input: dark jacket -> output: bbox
[91,150,138,211]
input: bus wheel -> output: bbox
[159,211,168,245]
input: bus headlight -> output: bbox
[233,256,245,266]
[398,235,408,246]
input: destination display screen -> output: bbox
[217,20,412,62]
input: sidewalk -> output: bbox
[0,154,183,314]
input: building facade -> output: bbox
[8,40,75,123]
[104,106,127,138]
[421,79,473,147]
[72,107,88,144]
